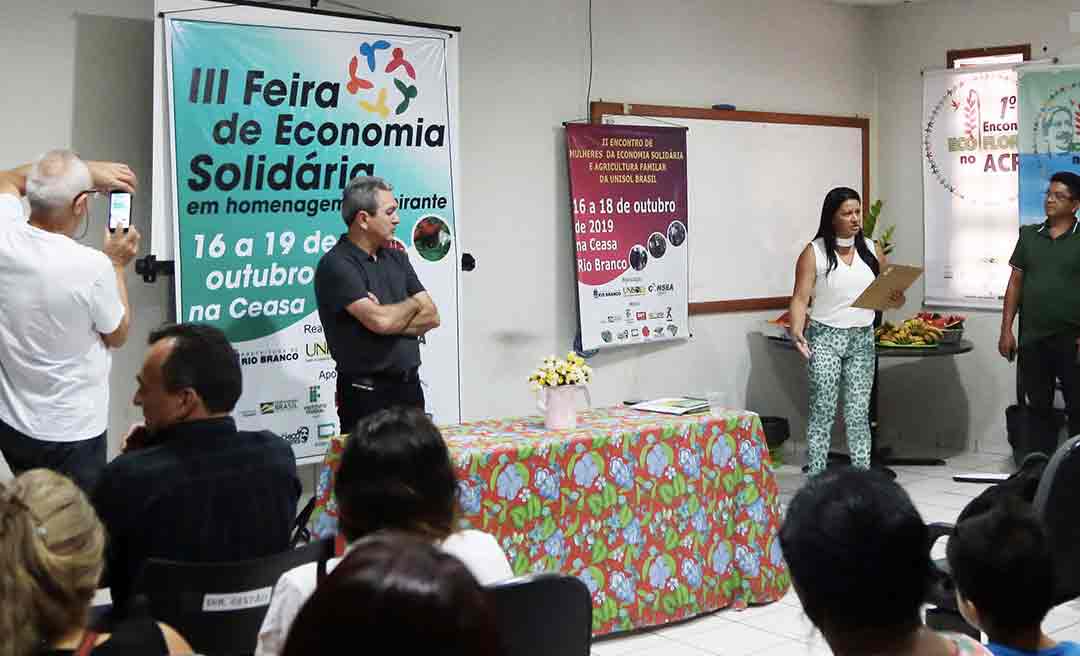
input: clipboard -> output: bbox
[852,264,923,310]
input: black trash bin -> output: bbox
[761,416,791,464]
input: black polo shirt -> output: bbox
[91,417,300,612]
[314,235,424,376]
[1009,218,1080,347]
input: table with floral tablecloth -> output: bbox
[309,406,790,635]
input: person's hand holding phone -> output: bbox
[104,225,141,269]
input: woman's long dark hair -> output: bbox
[814,187,880,277]
[334,407,458,543]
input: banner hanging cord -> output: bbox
[159,0,292,18]
[322,0,399,21]
[159,0,455,36]
[585,0,593,117]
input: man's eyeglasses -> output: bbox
[1046,191,1075,202]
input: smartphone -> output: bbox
[108,191,132,233]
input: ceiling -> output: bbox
[827,0,932,5]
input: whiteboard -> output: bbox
[603,113,864,304]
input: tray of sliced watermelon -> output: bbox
[916,312,965,343]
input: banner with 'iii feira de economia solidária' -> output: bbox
[165,16,460,458]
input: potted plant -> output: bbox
[864,199,895,256]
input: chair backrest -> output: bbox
[486,573,592,656]
[134,537,334,656]
[1033,435,1080,604]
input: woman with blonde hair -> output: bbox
[0,469,191,655]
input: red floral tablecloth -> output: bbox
[309,406,789,635]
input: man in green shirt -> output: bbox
[1000,171,1080,455]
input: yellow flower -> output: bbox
[530,351,595,390]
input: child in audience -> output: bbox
[780,467,993,656]
[0,469,191,656]
[256,406,513,656]
[947,500,1080,656]
[281,531,502,655]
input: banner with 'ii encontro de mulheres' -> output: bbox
[566,124,689,352]
[165,16,460,459]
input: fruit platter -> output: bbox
[875,317,946,347]
[876,318,942,347]
[914,312,966,343]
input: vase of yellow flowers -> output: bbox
[529,352,593,430]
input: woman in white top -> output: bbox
[281,532,502,656]
[788,187,902,475]
[255,407,513,656]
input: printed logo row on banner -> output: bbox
[229,330,339,457]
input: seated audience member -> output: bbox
[947,501,1080,656]
[280,531,502,656]
[92,323,300,615]
[779,467,993,656]
[256,407,512,656]
[0,152,139,494]
[0,469,192,655]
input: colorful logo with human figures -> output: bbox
[346,40,419,119]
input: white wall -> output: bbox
[0,1,165,468]
[0,0,877,462]
[871,0,1080,456]
[373,0,877,445]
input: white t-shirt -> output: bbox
[254,530,514,656]
[808,237,877,329]
[0,194,124,441]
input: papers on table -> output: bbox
[630,397,710,415]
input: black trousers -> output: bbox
[336,374,425,435]
[0,418,106,494]
[1018,332,1080,454]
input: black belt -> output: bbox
[343,368,419,388]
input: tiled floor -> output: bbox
[590,449,1080,656]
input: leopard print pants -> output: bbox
[805,321,875,475]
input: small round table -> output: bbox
[768,336,975,477]
[872,340,974,471]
